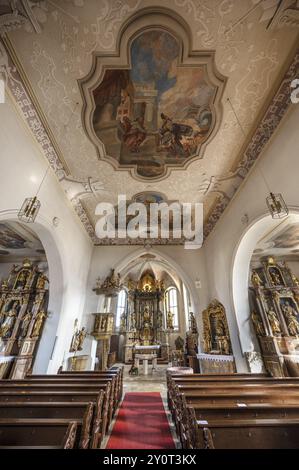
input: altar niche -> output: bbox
[250,256,299,377]
[0,259,49,378]
[121,271,170,363]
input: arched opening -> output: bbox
[232,211,299,374]
[90,248,199,367]
[0,214,63,376]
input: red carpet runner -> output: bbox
[106,392,175,449]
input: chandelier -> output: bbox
[18,166,50,223]
[266,192,289,219]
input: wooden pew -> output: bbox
[0,378,116,419]
[191,415,299,449]
[25,374,121,409]
[58,366,124,401]
[0,419,80,449]
[167,374,299,448]
[0,401,94,449]
[0,387,108,448]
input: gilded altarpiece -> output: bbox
[123,273,167,363]
[200,299,235,374]
[0,259,48,378]
[250,257,299,377]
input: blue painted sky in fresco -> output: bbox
[130,31,179,98]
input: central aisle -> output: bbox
[106,392,175,449]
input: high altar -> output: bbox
[121,272,168,363]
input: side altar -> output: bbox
[250,256,299,377]
[198,299,236,373]
[0,259,49,378]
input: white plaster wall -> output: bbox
[204,104,299,371]
[0,95,93,373]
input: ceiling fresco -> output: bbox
[0,222,46,263]
[252,216,299,261]
[0,1,298,244]
[91,30,216,178]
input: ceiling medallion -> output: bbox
[79,9,226,181]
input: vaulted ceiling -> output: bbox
[1,1,298,244]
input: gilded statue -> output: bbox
[70,319,79,351]
[251,270,263,287]
[1,278,8,290]
[291,274,299,287]
[166,311,174,329]
[15,270,29,289]
[282,302,299,336]
[251,311,265,336]
[0,302,18,338]
[20,310,32,338]
[76,327,86,351]
[69,319,86,352]
[267,309,281,336]
[31,310,47,337]
[120,311,126,330]
[270,269,282,286]
[36,273,48,290]
[102,269,121,290]
[219,336,230,355]
[143,307,150,325]
[130,312,137,329]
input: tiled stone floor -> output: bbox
[123,363,169,396]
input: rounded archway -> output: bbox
[0,211,64,374]
[232,211,299,367]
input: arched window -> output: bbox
[183,283,191,329]
[165,286,179,330]
[116,288,127,328]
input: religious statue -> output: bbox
[19,310,32,338]
[157,310,163,329]
[1,278,8,290]
[76,327,87,351]
[282,302,299,336]
[102,269,121,289]
[189,312,198,334]
[31,310,47,337]
[15,270,29,289]
[130,312,137,330]
[219,336,230,355]
[267,309,281,336]
[175,335,184,351]
[291,274,299,287]
[120,311,126,330]
[0,303,18,338]
[36,273,48,290]
[70,319,79,351]
[269,269,282,286]
[215,319,225,337]
[251,311,265,336]
[166,311,174,329]
[143,307,151,325]
[69,319,86,352]
[251,270,263,287]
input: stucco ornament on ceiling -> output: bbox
[0,2,298,244]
